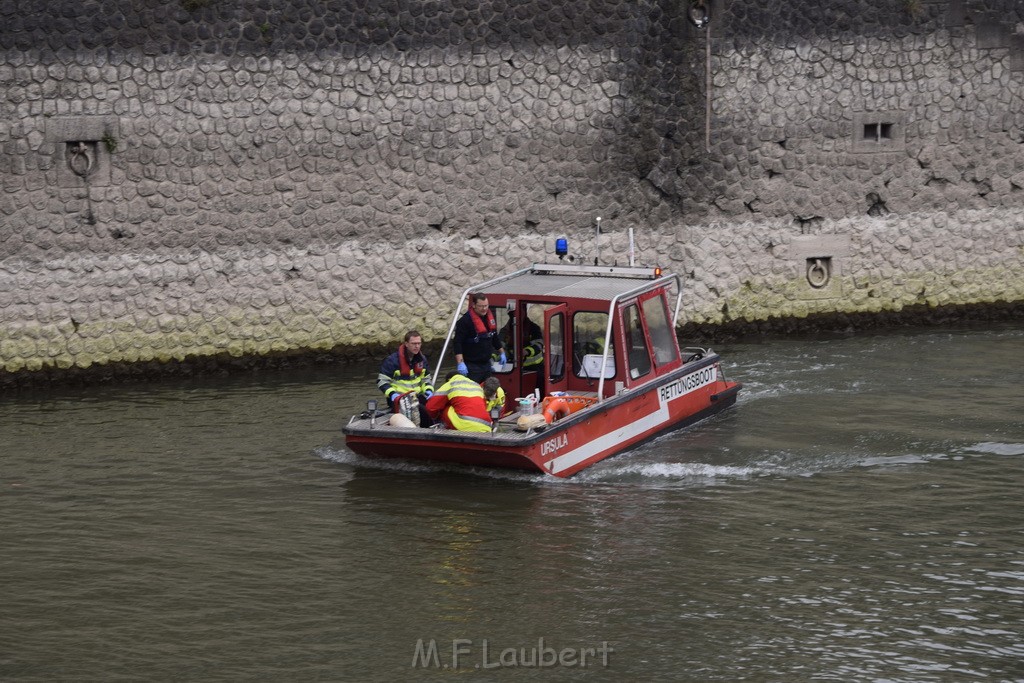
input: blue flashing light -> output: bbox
[555,237,568,257]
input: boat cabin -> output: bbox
[435,263,691,409]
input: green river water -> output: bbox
[2,324,1022,681]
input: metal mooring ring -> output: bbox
[68,141,95,178]
[807,258,830,289]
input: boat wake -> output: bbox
[577,460,772,485]
[963,441,1024,457]
[574,450,952,487]
[313,440,1024,487]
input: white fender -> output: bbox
[389,412,418,428]
[515,413,548,432]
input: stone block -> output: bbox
[1011,35,1024,72]
[975,18,1009,49]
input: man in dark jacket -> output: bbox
[453,293,506,383]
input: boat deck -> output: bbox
[346,391,601,443]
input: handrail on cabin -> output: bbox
[595,273,682,401]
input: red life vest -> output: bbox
[470,309,497,338]
[397,343,425,377]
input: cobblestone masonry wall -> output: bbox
[1,0,1022,378]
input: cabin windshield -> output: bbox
[572,311,616,379]
[623,303,652,380]
[641,295,678,365]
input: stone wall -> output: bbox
[0,0,1022,380]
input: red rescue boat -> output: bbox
[344,252,741,478]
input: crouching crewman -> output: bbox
[426,373,504,432]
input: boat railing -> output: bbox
[596,273,683,401]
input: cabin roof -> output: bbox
[479,269,661,302]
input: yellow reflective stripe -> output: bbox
[435,376,483,400]
[448,390,485,401]
[446,388,484,400]
[447,378,483,393]
[392,370,427,379]
[446,407,492,432]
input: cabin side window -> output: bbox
[622,303,652,379]
[572,311,616,379]
[640,295,678,366]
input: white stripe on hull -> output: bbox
[546,365,719,475]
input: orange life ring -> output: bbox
[542,398,571,424]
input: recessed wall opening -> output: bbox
[862,122,893,142]
[852,112,905,153]
[45,116,117,188]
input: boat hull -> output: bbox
[344,359,741,478]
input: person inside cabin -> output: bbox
[426,372,504,432]
[498,316,544,370]
[377,329,434,426]
[453,292,506,383]
[520,317,544,371]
